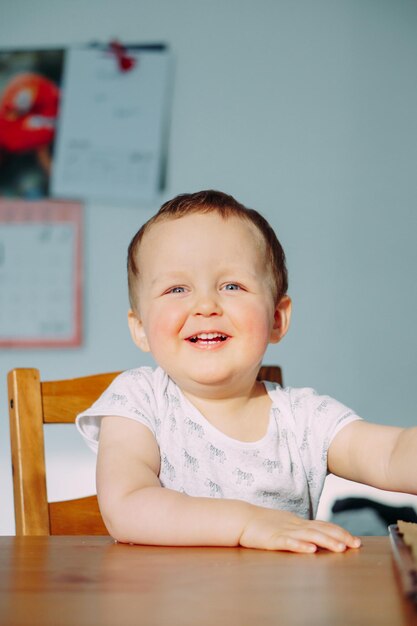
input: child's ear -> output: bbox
[128,309,150,352]
[270,295,292,344]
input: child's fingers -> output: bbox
[270,536,318,553]
[309,520,361,549]
[270,530,346,553]
[239,511,362,552]
[295,529,348,552]
[267,523,361,553]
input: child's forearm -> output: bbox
[387,426,417,493]
[102,486,361,553]
[104,486,252,546]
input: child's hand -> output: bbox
[239,508,361,553]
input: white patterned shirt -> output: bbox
[76,366,361,519]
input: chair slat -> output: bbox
[8,368,119,535]
[41,372,121,423]
[8,368,50,535]
[257,365,282,386]
[49,496,108,535]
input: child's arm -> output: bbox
[97,416,360,553]
[328,421,417,493]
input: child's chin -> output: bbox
[189,369,239,388]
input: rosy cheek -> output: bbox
[241,306,273,343]
[147,304,183,340]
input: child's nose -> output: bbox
[192,290,222,316]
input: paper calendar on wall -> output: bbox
[0,200,82,347]
[51,43,171,203]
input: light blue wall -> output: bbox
[1,0,416,534]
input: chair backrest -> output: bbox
[7,365,282,536]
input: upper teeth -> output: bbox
[192,333,226,340]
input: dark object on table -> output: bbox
[332,497,417,527]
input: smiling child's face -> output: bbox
[128,212,291,399]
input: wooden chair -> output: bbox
[7,365,282,536]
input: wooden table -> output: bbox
[0,536,415,625]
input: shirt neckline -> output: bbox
[172,379,279,449]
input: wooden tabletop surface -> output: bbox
[0,535,415,625]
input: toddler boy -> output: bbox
[77,190,416,552]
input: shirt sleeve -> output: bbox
[287,387,363,516]
[75,367,163,454]
[288,387,362,474]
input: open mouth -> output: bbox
[187,332,229,345]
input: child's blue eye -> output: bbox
[224,283,240,291]
[170,287,186,294]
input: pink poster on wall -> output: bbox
[0,199,82,347]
